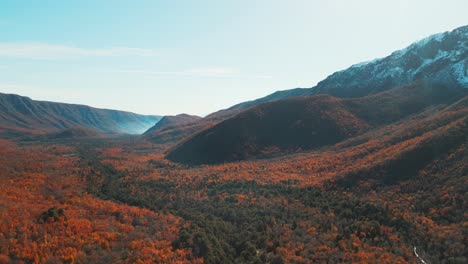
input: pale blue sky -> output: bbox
[0,0,467,115]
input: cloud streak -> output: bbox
[107,67,272,79]
[0,42,159,60]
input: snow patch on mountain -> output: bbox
[350,57,381,68]
[376,66,404,79]
[335,31,457,78]
[452,59,468,88]
[392,31,448,59]
[311,25,468,96]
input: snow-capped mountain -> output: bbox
[310,25,468,97]
[216,26,467,112]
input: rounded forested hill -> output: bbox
[167,94,368,165]
[167,83,466,165]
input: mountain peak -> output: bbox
[313,25,467,97]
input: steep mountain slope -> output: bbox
[144,114,201,135]
[341,82,465,125]
[168,95,367,164]
[206,88,310,120]
[309,25,467,97]
[148,26,467,146]
[210,25,468,115]
[167,82,466,164]
[145,89,312,145]
[0,93,161,135]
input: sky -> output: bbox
[0,0,467,116]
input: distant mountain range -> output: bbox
[144,25,467,147]
[166,25,468,164]
[0,93,161,135]
[222,25,467,108]
[0,26,466,148]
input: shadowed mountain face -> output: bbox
[166,83,467,165]
[167,95,368,164]
[0,93,161,135]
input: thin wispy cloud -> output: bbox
[0,42,159,60]
[187,67,238,77]
[107,67,272,79]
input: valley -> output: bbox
[0,25,466,264]
[0,88,466,262]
